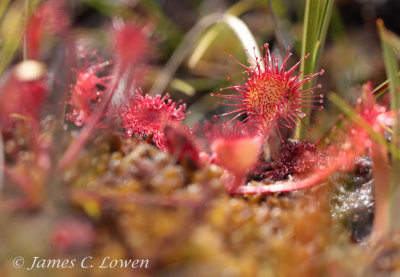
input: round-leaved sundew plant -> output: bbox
[112,22,148,74]
[0,61,47,129]
[67,52,112,126]
[212,44,324,139]
[120,90,188,151]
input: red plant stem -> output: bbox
[234,150,357,194]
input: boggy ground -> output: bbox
[1,133,395,277]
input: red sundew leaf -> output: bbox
[206,121,264,192]
[112,22,149,74]
[26,0,70,60]
[213,44,324,140]
[213,138,261,174]
[0,61,47,129]
[66,52,112,127]
[119,90,187,151]
[355,82,392,135]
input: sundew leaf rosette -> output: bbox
[212,44,324,140]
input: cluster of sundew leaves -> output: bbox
[1,0,394,199]
[119,90,188,151]
[3,31,384,198]
[61,40,330,194]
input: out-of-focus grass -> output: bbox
[139,0,184,52]
[188,0,262,69]
[83,0,122,17]
[378,19,400,232]
[149,13,261,96]
[0,0,12,20]
[0,1,25,75]
[0,0,42,75]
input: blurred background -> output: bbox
[1,0,400,134]
[60,0,400,134]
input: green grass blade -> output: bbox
[373,72,400,98]
[379,26,400,56]
[296,0,334,139]
[378,19,400,231]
